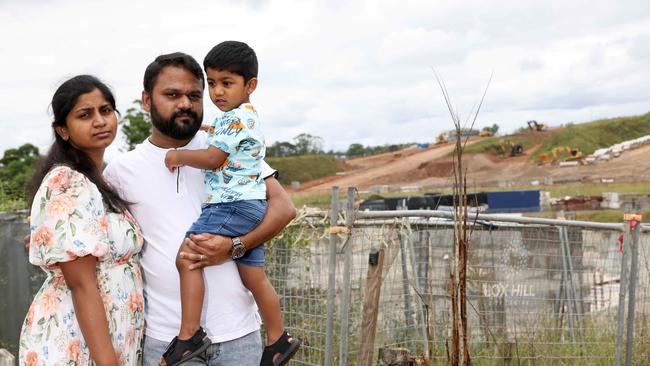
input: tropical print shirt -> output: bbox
[205,103,266,203]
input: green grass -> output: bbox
[462,133,545,156]
[266,154,344,186]
[290,192,334,208]
[461,113,650,161]
[474,182,650,197]
[533,113,650,159]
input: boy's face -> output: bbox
[206,68,257,112]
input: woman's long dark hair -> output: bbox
[28,75,129,213]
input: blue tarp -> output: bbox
[486,190,540,213]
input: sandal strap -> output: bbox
[189,327,207,345]
[265,330,292,354]
[162,327,209,365]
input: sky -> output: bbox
[0,0,648,161]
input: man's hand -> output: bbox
[179,233,232,270]
[164,150,182,172]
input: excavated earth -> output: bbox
[292,138,650,196]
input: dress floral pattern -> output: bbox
[19,166,145,365]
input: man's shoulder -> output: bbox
[107,145,146,168]
[104,142,153,181]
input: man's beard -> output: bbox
[150,101,202,140]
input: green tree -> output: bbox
[120,100,151,151]
[346,143,365,158]
[293,133,324,155]
[0,143,41,209]
[482,123,500,135]
[267,141,297,157]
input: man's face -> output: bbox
[144,66,204,140]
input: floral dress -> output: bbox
[19,166,145,365]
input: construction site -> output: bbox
[292,115,650,213]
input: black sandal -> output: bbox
[160,327,212,366]
[260,330,301,366]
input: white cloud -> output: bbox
[0,0,649,158]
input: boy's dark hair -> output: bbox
[143,52,205,93]
[203,41,258,82]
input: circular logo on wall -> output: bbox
[499,237,530,278]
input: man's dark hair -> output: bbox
[143,52,205,94]
[203,41,258,82]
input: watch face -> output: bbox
[232,242,246,259]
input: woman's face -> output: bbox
[56,88,117,155]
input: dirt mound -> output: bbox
[417,160,454,177]
[293,137,650,196]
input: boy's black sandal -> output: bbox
[260,330,301,366]
[160,327,212,366]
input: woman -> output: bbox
[19,75,144,365]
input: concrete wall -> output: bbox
[0,211,44,359]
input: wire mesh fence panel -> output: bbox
[265,214,650,365]
[4,207,650,365]
[266,224,332,366]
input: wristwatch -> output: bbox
[230,237,247,260]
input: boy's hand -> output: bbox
[164,150,181,172]
[199,124,211,132]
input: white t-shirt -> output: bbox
[104,131,273,342]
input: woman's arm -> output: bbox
[165,146,227,172]
[180,176,296,269]
[60,256,118,366]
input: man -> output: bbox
[103,52,296,365]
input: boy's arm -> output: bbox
[180,176,297,269]
[164,146,227,172]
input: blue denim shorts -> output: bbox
[186,199,267,267]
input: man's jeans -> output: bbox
[143,330,262,366]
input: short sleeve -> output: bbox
[29,166,109,268]
[207,109,252,155]
[260,160,277,179]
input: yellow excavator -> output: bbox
[436,132,447,144]
[538,146,583,164]
[527,120,549,132]
[497,139,524,158]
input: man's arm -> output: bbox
[180,176,296,269]
[165,146,227,172]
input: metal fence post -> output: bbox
[561,227,586,354]
[625,220,641,366]
[615,220,632,366]
[407,224,430,357]
[558,227,576,340]
[399,226,415,346]
[338,187,355,366]
[325,186,340,366]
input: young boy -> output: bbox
[161,41,300,366]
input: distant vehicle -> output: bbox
[497,139,524,157]
[527,120,549,132]
[436,129,480,144]
[538,146,583,164]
